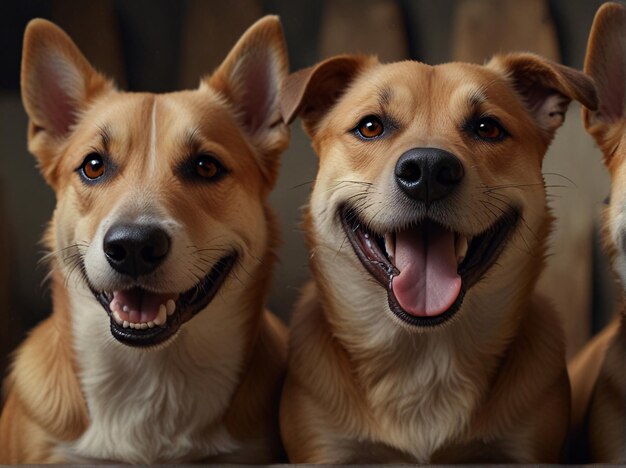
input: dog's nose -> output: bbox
[103,223,170,278]
[395,147,464,203]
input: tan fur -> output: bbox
[280,53,596,462]
[0,273,88,463]
[1,16,288,463]
[569,2,626,462]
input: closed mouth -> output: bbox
[341,206,519,327]
[89,254,237,346]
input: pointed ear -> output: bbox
[279,55,375,137]
[488,52,598,142]
[206,15,289,186]
[582,2,626,150]
[21,19,112,185]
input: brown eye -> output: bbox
[195,155,222,180]
[356,116,384,139]
[81,153,105,180]
[475,118,505,141]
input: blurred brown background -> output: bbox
[0,0,617,378]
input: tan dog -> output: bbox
[0,16,288,463]
[279,53,597,462]
[569,2,626,462]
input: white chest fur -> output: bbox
[368,342,480,462]
[62,292,246,463]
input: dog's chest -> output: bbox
[63,296,245,463]
[365,342,483,462]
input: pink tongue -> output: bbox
[111,289,175,323]
[391,224,462,317]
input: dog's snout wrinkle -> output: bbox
[395,148,464,203]
[103,223,170,278]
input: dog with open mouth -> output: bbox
[278,52,597,462]
[568,2,626,462]
[0,16,289,464]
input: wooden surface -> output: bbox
[51,0,126,86]
[178,0,263,89]
[452,0,560,63]
[319,0,408,61]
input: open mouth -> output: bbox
[341,206,519,327]
[90,254,237,347]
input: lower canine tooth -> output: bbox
[123,320,130,329]
[154,305,167,327]
[166,300,176,316]
[384,233,395,259]
[456,236,468,263]
[112,311,123,326]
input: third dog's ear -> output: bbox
[280,55,375,137]
[21,19,112,185]
[207,15,288,187]
[582,2,626,156]
[488,52,598,143]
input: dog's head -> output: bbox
[21,17,288,347]
[282,53,596,332]
[582,2,626,291]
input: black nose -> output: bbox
[395,147,464,203]
[103,223,170,278]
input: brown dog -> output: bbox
[279,53,597,462]
[0,16,288,463]
[569,2,626,462]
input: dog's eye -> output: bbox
[475,118,506,141]
[81,153,105,180]
[356,116,384,139]
[195,155,223,180]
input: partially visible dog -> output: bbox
[279,52,597,462]
[0,16,289,463]
[569,2,626,462]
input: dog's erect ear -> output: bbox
[280,55,375,136]
[207,15,289,186]
[488,52,598,142]
[582,2,626,153]
[21,19,112,185]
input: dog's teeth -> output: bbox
[456,236,468,264]
[166,299,176,316]
[384,233,395,259]
[123,320,130,329]
[147,321,155,328]
[112,310,123,326]
[140,323,148,330]
[123,305,129,313]
[154,305,167,327]
[129,322,136,329]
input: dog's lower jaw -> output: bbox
[63,273,269,464]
